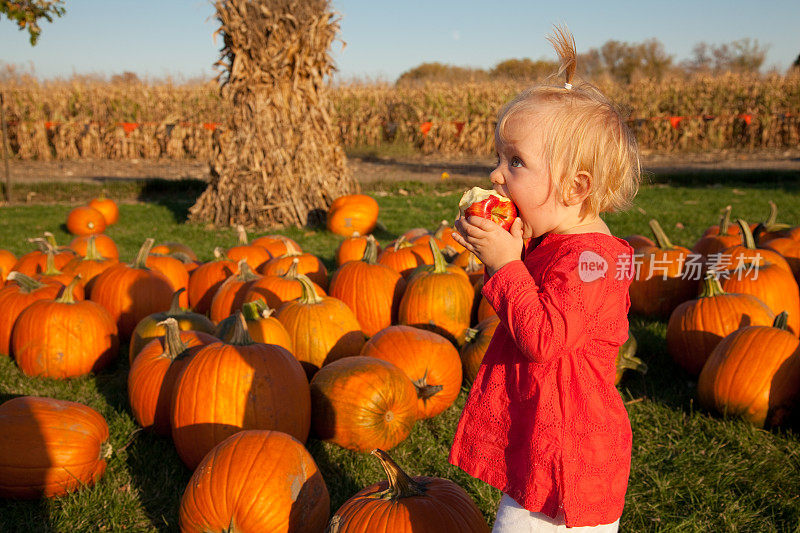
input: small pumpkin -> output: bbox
[226,225,272,271]
[128,318,217,435]
[0,396,111,499]
[378,236,434,280]
[13,276,118,378]
[460,316,500,387]
[61,235,118,295]
[692,206,742,260]
[88,194,119,226]
[209,260,262,324]
[69,233,119,260]
[234,299,294,352]
[145,253,190,308]
[258,241,329,290]
[171,314,310,470]
[244,258,326,311]
[275,274,365,378]
[0,249,16,285]
[179,430,330,532]
[435,219,467,254]
[327,449,489,532]
[151,241,198,262]
[186,247,236,315]
[697,312,800,428]
[335,232,380,266]
[0,272,67,357]
[66,205,107,236]
[250,233,302,258]
[327,194,380,237]
[129,288,216,363]
[310,356,417,452]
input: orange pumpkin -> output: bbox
[335,232,380,266]
[0,272,67,357]
[398,240,473,345]
[692,206,742,260]
[209,260,262,324]
[89,238,174,340]
[310,356,417,452]
[258,241,329,290]
[623,234,656,250]
[667,272,775,376]
[328,449,489,532]
[361,325,461,419]
[128,318,218,435]
[329,236,406,337]
[237,299,293,351]
[88,195,119,226]
[275,274,365,379]
[187,247,236,315]
[13,277,118,378]
[629,219,698,317]
[0,396,111,499]
[435,219,467,254]
[327,194,380,237]
[69,233,119,260]
[460,315,500,387]
[145,253,190,308]
[751,201,792,244]
[12,237,75,277]
[0,249,16,285]
[179,430,330,532]
[61,235,117,296]
[244,258,326,310]
[171,314,310,470]
[66,205,107,236]
[129,288,216,363]
[151,241,198,262]
[226,225,272,271]
[250,233,302,258]
[698,312,800,427]
[378,236,435,279]
[761,236,800,282]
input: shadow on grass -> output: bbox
[135,179,208,224]
[643,168,800,190]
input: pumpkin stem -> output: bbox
[718,206,732,235]
[228,312,255,346]
[213,246,225,260]
[236,225,249,245]
[736,219,756,250]
[393,236,410,252]
[648,219,674,250]
[133,238,155,269]
[84,235,105,261]
[413,370,444,401]
[6,271,46,293]
[773,311,789,331]
[466,253,482,273]
[370,449,426,500]
[156,317,190,360]
[699,271,726,298]
[42,231,59,248]
[463,327,479,345]
[167,288,185,314]
[618,349,647,375]
[429,239,447,274]
[55,275,81,304]
[41,244,62,276]
[361,235,379,264]
[235,260,261,282]
[283,239,301,256]
[283,258,301,280]
[242,298,274,321]
[28,237,50,253]
[297,273,323,305]
[434,219,450,239]
[101,441,113,460]
[760,201,791,233]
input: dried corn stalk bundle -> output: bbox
[52,122,81,160]
[189,0,356,228]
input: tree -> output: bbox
[490,58,558,81]
[396,62,488,85]
[0,0,65,45]
[685,38,769,74]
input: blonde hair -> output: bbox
[496,25,640,216]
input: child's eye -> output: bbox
[510,156,523,168]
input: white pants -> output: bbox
[492,494,620,533]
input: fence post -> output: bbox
[0,92,11,203]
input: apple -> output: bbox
[458,187,518,232]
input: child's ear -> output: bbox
[564,171,592,206]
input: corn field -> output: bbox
[2,73,799,160]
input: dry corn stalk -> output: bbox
[188,0,357,228]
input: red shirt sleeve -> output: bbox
[482,246,608,364]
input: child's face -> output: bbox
[489,112,572,239]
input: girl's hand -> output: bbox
[452,215,524,275]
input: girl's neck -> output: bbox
[551,214,611,236]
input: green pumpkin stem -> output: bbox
[84,235,105,261]
[43,231,59,248]
[156,318,190,360]
[370,449,426,500]
[648,219,674,250]
[617,333,647,374]
[283,258,300,279]
[133,238,155,269]
[736,219,756,250]
[242,299,274,321]
[429,239,447,274]
[699,271,726,298]
[41,245,62,276]
[297,273,323,305]
[773,311,789,331]
[393,236,411,252]
[463,327,479,345]
[55,275,81,304]
[718,206,732,235]
[361,235,379,264]
[6,271,47,293]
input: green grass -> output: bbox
[1,171,800,531]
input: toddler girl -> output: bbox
[450,26,640,532]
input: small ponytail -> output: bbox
[546,24,576,89]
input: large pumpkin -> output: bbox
[90,238,174,340]
[275,274,365,378]
[171,314,311,470]
[629,219,698,317]
[128,318,218,435]
[327,449,489,532]
[327,194,380,237]
[179,430,330,533]
[0,396,111,499]
[13,277,119,378]
[697,312,800,427]
[0,272,67,357]
[398,240,473,346]
[361,325,461,419]
[310,356,417,452]
[667,272,775,376]
[329,236,406,337]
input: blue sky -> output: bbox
[1,1,798,82]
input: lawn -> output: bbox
[1,170,799,532]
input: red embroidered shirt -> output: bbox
[449,232,634,527]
